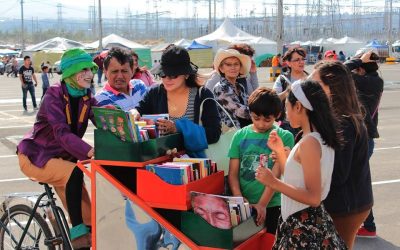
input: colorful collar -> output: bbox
[104,82,133,96]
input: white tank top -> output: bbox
[281,132,335,221]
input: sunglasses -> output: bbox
[290,58,306,63]
[160,75,179,79]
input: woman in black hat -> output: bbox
[135,45,221,145]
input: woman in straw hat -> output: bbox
[213,48,252,128]
[17,48,98,249]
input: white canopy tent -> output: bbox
[0,49,19,56]
[24,37,88,52]
[87,34,152,68]
[325,36,364,56]
[173,39,192,48]
[195,18,277,57]
[23,37,89,72]
[86,34,148,50]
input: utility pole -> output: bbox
[213,0,216,31]
[57,4,62,29]
[388,0,393,55]
[208,0,211,33]
[20,0,25,50]
[98,0,103,51]
[276,0,283,54]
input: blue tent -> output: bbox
[366,40,388,49]
[187,40,212,50]
[185,41,213,67]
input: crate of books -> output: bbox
[93,107,184,162]
[136,157,224,210]
[181,192,264,249]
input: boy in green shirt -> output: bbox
[228,87,294,234]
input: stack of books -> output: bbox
[93,107,169,142]
[144,158,218,185]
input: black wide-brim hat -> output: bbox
[157,45,198,77]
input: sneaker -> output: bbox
[33,107,39,111]
[357,226,377,238]
[71,233,91,249]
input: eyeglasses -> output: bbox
[290,58,306,63]
[161,75,179,79]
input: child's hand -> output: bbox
[267,130,284,152]
[255,165,275,186]
[251,203,266,226]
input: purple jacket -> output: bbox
[17,82,97,168]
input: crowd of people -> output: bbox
[14,43,383,249]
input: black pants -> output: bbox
[265,206,281,234]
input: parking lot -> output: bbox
[0,64,399,249]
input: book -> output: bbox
[141,114,169,124]
[93,108,169,142]
[162,162,192,182]
[93,107,135,142]
[190,192,251,229]
[145,164,187,185]
[173,158,210,178]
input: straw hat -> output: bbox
[213,49,251,76]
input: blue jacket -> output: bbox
[175,119,207,158]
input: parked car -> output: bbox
[0,62,5,75]
[52,60,62,74]
[5,58,24,77]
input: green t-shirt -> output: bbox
[228,124,294,207]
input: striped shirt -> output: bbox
[95,79,148,111]
[170,87,196,122]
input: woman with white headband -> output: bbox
[255,80,347,249]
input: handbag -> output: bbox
[199,89,239,174]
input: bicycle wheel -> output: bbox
[0,204,55,250]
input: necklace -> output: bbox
[168,102,178,112]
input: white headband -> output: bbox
[291,80,314,111]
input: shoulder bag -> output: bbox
[198,87,239,174]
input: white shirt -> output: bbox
[281,132,335,221]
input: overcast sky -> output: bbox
[0,0,392,21]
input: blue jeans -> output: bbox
[22,84,37,110]
[364,138,376,231]
[97,70,103,84]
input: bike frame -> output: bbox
[1,184,72,250]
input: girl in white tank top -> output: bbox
[255,80,347,249]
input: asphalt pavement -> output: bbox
[0,65,399,249]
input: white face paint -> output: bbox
[75,68,94,89]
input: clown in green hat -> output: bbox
[16,47,98,249]
[61,48,98,97]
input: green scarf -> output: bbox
[64,76,87,97]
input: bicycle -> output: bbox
[0,183,73,250]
